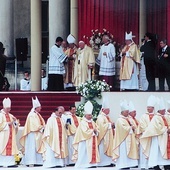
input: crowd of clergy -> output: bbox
[1,95,170,170]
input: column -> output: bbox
[30,0,42,91]
[0,0,14,56]
[70,0,78,42]
[49,0,70,48]
[139,0,146,45]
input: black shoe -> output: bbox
[153,165,161,170]
[34,164,42,167]
[67,164,75,166]
[88,166,97,168]
[7,165,18,168]
[102,164,115,167]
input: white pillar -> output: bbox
[0,0,14,56]
[30,0,42,91]
[49,0,70,48]
[70,0,78,42]
[139,0,146,45]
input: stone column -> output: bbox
[49,0,70,48]
[0,0,14,56]
[70,0,78,42]
[139,0,146,45]
[30,0,42,91]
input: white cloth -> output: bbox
[48,45,67,75]
[139,145,148,169]
[21,132,43,165]
[20,79,31,91]
[43,143,65,168]
[114,139,138,169]
[74,141,98,168]
[120,61,139,90]
[148,136,170,168]
[67,135,75,165]
[97,140,113,167]
[0,155,15,167]
[96,43,116,76]
[41,77,48,90]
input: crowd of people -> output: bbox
[1,95,170,169]
[1,30,170,91]
[47,32,170,92]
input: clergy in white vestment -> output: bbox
[20,71,31,91]
[74,41,95,86]
[96,35,116,90]
[20,96,45,167]
[120,31,140,91]
[137,95,156,169]
[65,105,81,165]
[96,98,115,167]
[140,98,170,170]
[0,98,19,167]
[72,101,100,168]
[42,107,68,168]
[113,100,138,169]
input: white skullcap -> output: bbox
[3,97,11,108]
[157,97,165,111]
[102,97,110,109]
[167,100,170,110]
[32,96,41,109]
[147,95,156,107]
[84,101,93,115]
[125,31,135,40]
[67,34,76,44]
[129,101,136,112]
[120,100,129,112]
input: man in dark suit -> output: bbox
[157,39,170,91]
[140,33,156,91]
[0,42,7,91]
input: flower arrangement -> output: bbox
[76,80,110,120]
[76,80,110,100]
[83,29,114,50]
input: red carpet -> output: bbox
[0,92,81,126]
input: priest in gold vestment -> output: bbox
[42,107,68,168]
[96,98,114,167]
[74,41,95,86]
[0,98,19,167]
[72,101,100,168]
[137,95,156,169]
[113,100,138,169]
[64,34,77,89]
[20,96,45,167]
[120,32,140,91]
[140,98,170,170]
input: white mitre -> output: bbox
[3,97,11,108]
[157,97,166,111]
[147,95,156,107]
[32,96,41,109]
[120,100,129,112]
[125,31,135,40]
[102,97,109,109]
[67,34,76,44]
[84,101,93,115]
[129,101,136,112]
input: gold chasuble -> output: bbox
[66,114,81,136]
[120,42,140,80]
[96,112,114,157]
[42,114,68,159]
[72,117,100,163]
[140,113,170,159]
[20,110,45,154]
[112,116,139,160]
[64,48,77,84]
[74,45,95,86]
[0,110,19,156]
